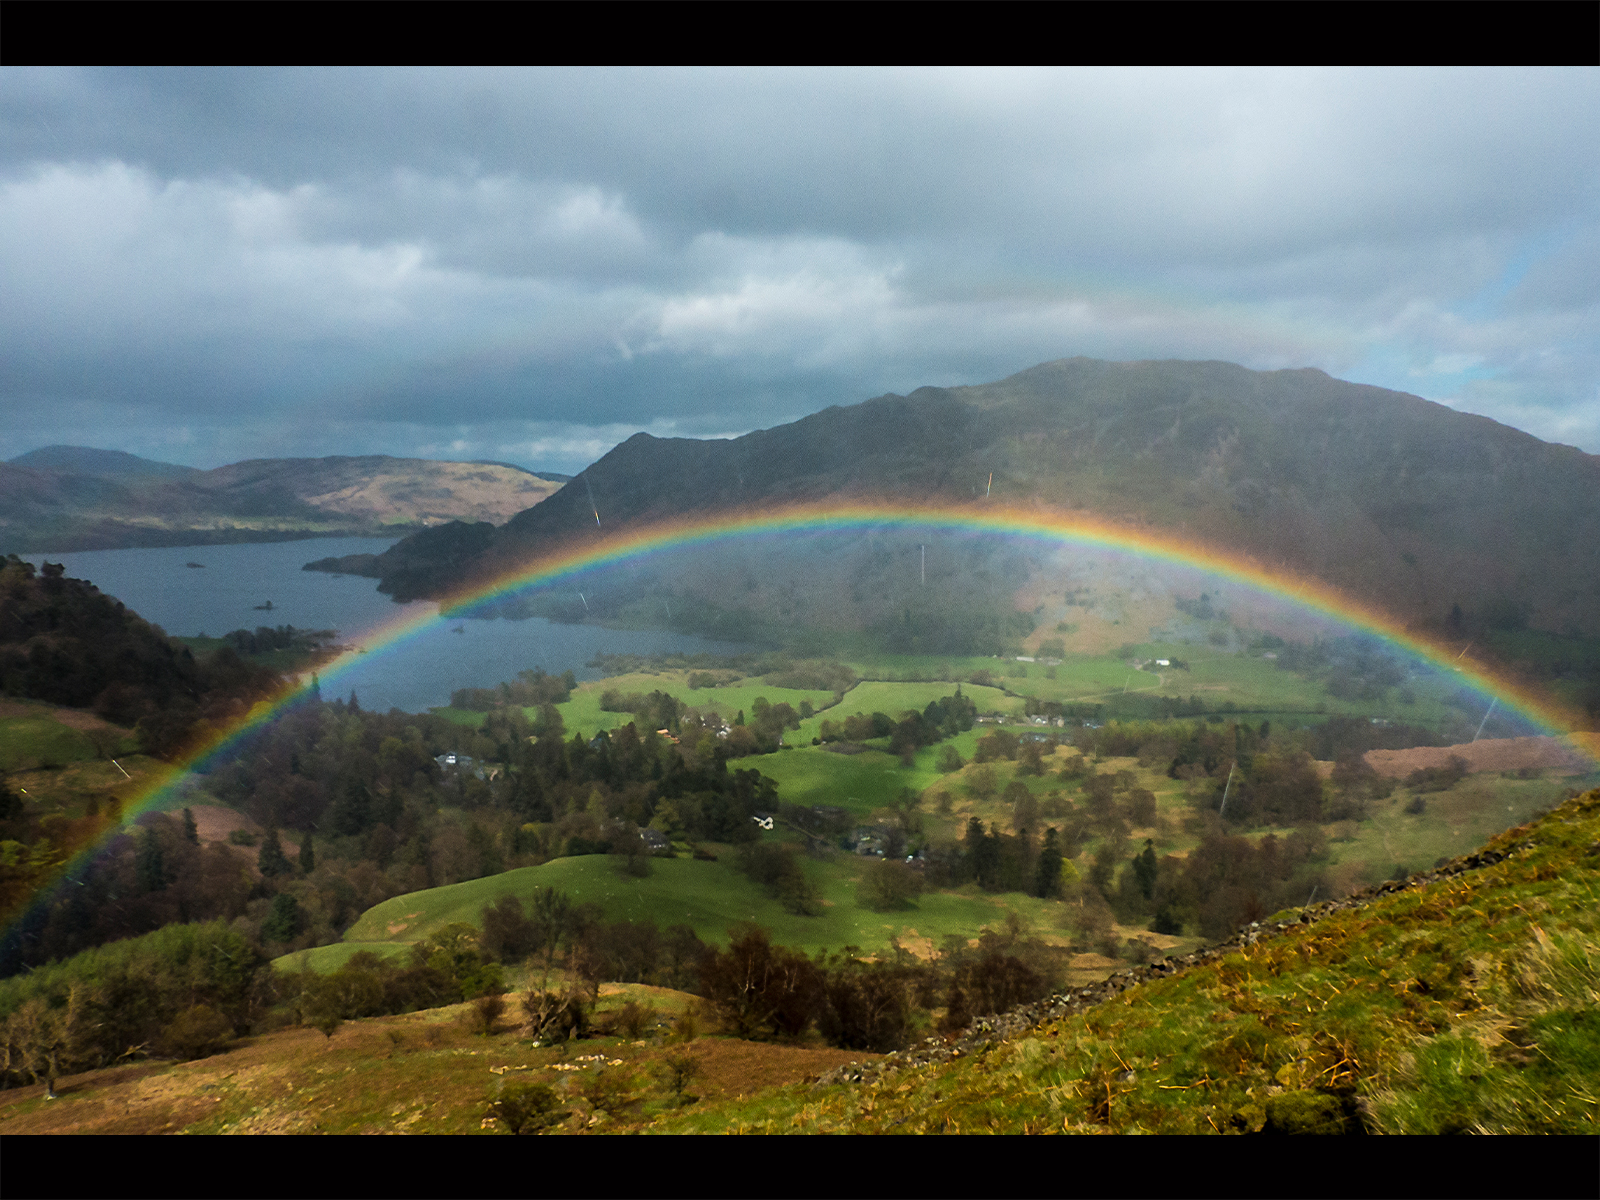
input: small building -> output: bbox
[851,826,889,856]
[640,828,672,854]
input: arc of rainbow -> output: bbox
[7,497,1595,940]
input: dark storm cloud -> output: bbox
[2,67,1596,471]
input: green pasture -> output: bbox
[967,643,1474,729]
[319,848,1068,972]
[1324,773,1591,884]
[428,707,486,729]
[542,673,838,740]
[0,712,100,772]
[842,653,1025,681]
[754,743,942,819]
[792,680,1016,739]
[274,940,414,974]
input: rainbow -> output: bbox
[7,497,1594,939]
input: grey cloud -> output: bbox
[1,67,1597,468]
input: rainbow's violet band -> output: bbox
[8,498,1592,938]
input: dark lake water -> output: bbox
[25,539,749,714]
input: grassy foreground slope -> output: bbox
[652,787,1600,1134]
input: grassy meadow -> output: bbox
[293,844,1090,973]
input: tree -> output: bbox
[818,957,917,1052]
[965,763,999,803]
[858,859,924,912]
[936,744,964,773]
[6,986,91,1098]
[181,807,200,846]
[655,1049,703,1107]
[1131,838,1159,901]
[1008,782,1039,835]
[698,925,822,1039]
[298,831,315,875]
[135,829,167,893]
[257,829,292,878]
[1035,827,1064,898]
[261,892,304,944]
[966,820,1001,891]
[1017,740,1047,777]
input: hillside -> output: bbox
[654,786,1600,1136]
[5,789,1596,1139]
[359,359,1600,642]
[0,451,562,553]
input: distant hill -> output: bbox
[0,452,563,553]
[9,445,202,482]
[359,358,1600,641]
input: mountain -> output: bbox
[0,453,563,553]
[8,445,202,482]
[355,358,1600,640]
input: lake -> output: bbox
[24,538,751,714]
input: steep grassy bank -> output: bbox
[650,788,1600,1134]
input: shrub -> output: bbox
[157,1004,234,1061]
[464,993,506,1036]
[656,1049,703,1106]
[578,1064,638,1115]
[489,1081,568,1134]
[522,989,588,1043]
[613,999,656,1040]
[673,1001,701,1043]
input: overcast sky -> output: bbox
[2,67,1597,472]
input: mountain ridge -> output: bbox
[0,453,565,554]
[358,357,1600,640]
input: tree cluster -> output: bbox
[7,689,780,976]
[0,555,282,761]
[450,669,576,712]
[817,691,976,765]
[697,924,1058,1053]
[219,625,336,657]
[0,920,264,1093]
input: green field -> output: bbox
[286,845,1075,975]
[552,673,839,740]
[0,711,99,772]
[754,741,970,819]
[1324,772,1591,882]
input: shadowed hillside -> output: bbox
[359,359,1600,641]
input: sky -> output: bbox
[2,67,1598,474]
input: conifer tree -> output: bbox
[182,807,200,845]
[298,831,315,875]
[135,829,167,893]
[1036,826,1064,898]
[1132,838,1160,901]
[257,828,291,877]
